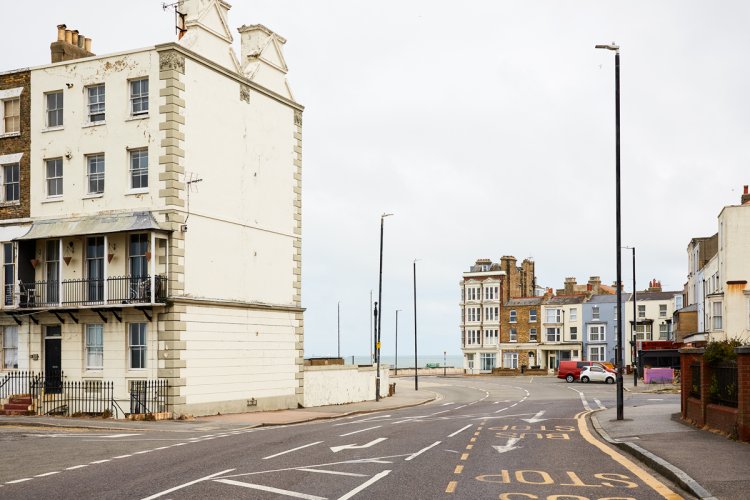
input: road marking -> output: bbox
[66,465,88,470]
[493,437,521,454]
[595,399,606,409]
[521,410,547,423]
[333,415,391,426]
[460,453,469,461]
[6,478,32,484]
[448,424,473,437]
[405,441,441,461]
[338,470,391,500]
[214,479,326,499]
[264,441,323,459]
[430,410,451,416]
[648,398,664,401]
[454,465,463,474]
[577,412,680,498]
[34,472,60,477]
[113,454,132,459]
[442,402,454,406]
[568,387,592,411]
[446,480,457,493]
[297,468,367,477]
[454,405,467,410]
[141,469,235,500]
[90,459,110,464]
[494,407,509,413]
[330,438,387,453]
[339,426,381,437]
[465,444,473,450]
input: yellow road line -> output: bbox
[473,432,480,436]
[460,453,469,460]
[465,444,473,450]
[454,465,463,474]
[470,437,476,443]
[576,411,682,500]
[446,481,457,493]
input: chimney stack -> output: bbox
[742,185,750,205]
[51,24,95,63]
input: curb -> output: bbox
[589,412,716,500]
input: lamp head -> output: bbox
[595,42,620,52]
[382,213,394,219]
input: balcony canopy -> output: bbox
[15,212,164,240]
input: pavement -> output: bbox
[2,375,749,499]
[593,377,750,500]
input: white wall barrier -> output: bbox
[303,364,390,407]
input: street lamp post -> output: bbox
[596,41,624,420]
[395,309,402,376]
[374,301,380,401]
[624,246,637,386]
[413,259,419,390]
[337,301,341,359]
[376,213,393,401]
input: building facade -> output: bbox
[499,296,542,369]
[540,295,584,370]
[0,0,304,416]
[582,293,629,366]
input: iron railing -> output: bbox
[0,371,46,399]
[128,379,169,414]
[15,274,167,308]
[36,380,114,416]
[710,363,738,408]
[690,363,701,399]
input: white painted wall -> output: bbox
[303,364,390,407]
[718,206,750,342]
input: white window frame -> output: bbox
[481,352,496,371]
[86,154,105,194]
[659,322,669,340]
[509,309,517,323]
[129,148,148,190]
[638,304,646,319]
[659,304,667,318]
[129,323,147,369]
[502,352,518,369]
[588,324,606,342]
[588,345,605,362]
[0,88,22,136]
[2,325,18,370]
[484,329,498,346]
[509,328,517,342]
[592,305,600,320]
[45,90,64,128]
[130,78,149,116]
[85,324,104,370]
[529,328,537,341]
[529,309,537,322]
[545,308,561,323]
[570,308,577,321]
[570,326,578,340]
[46,158,63,197]
[87,84,105,123]
[1,163,19,203]
[712,301,722,330]
[546,327,560,342]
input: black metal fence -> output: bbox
[690,363,701,399]
[16,274,167,308]
[710,362,738,408]
[0,372,168,418]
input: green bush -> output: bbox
[704,338,743,365]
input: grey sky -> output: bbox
[7,1,749,358]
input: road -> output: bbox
[0,376,690,499]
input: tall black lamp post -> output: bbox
[624,246,637,386]
[375,213,393,401]
[394,309,402,375]
[596,41,624,420]
[413,259,419,390]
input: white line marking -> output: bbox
[338,470,392,500]
[141,469,235,500]
[134,450,151,455]
[331,437,387,453]
[405,441,441,461]
[442,402,454,406]
[454,405,466,410]
[90,460,110,464]
[430,410,451,416]
[6,478,33,484]
[595,399,606,409]
[648,398,664,401]
[297,468,367,477]
[263,441,323,460]
[113,454,132,459]
[339,426,381,437]
[101,433,141,438]
[495,407,509,413]
[65,465,88,470]
[214,479,325,499]
[448,424,473,438]
[34,472,60,478]
[154,446,169,450]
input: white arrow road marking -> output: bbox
[214,479,326,500]
[141,469,235,500]
[264,441,323,460]
[448,424,473,437]
[493,437,521,454]
[330,437,387,453]
[338,470,392,500]
[333,415,391,427]
[521,410,547,423]
[339,426,381,437]
[405,441,441,461]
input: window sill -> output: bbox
[82,193,104,200]
[42,126,64,133]
[84,370,103,376]
[126,114,149,121]
[0,131,20,139]
[0,201,20,208]
[126,188,149,196]
[82,121,106,128]
[42,197,64,204]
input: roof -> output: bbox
[506,297,543,306]
[676,303,698,312]
[633,291,681,301]
[16,212,164,240]
[544,295,585,305]
[587,293,632,304]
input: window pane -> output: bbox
[46,158,63,196]
[130,149,148,188]
[88,85,105,122]
[3,163,19,202]
[46,92,63,127]
[87,155,105,194]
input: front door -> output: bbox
[44,326,62,394]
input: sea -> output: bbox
[344,354,464,368]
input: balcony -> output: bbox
[8,274,167,309]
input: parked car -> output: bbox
[579,365,615,384]
[557,360,615,383]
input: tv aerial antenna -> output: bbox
[162,1,187,38]
[182,172,203,231]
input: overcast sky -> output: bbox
[7,1,749,358]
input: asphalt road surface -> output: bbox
[0,376,690,499]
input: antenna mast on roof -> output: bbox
[181,172,203,232]
[162,1,187,39]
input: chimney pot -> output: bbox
[65,29,72,44]
[57,24,67,41]
[71,30,79,46]
[84,37,92,52]
[745,185,749,195]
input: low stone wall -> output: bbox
[303,364,390,407]
[390,367,464,376]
